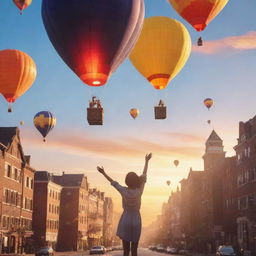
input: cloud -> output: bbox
[193,31,256,54]
[21,127,202,161]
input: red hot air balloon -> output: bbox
[204,98,213,110]
[42,0,144,87]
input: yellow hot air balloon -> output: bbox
[130,16,191,90]
[0,49,37,112]
[130,108,139,119]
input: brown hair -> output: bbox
[125,172,141,189]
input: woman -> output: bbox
[97,153,152,256]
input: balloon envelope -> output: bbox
[130,16,191,90]
[34,111,56,140]
[167,181,171,186]
[130,108,139,119]
[204,98,213,109]
[174,160,179,167]
[13,0,32,12]
[42,0,144,87]
[0,49,37,103]
[168,0,229,32]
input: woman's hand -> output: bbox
[97,166,105,174]
[145,153,152,162]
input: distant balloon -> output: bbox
[130,109,139,120]
[42,0,144,87]
[20,121,24,126]
[13,0,32,13]
[0,49,37,112]
[168,0,229,32]
[33,111,56,142]
[167,180,171,186]
[207,120,211,125]
[130,16,191,90]
[204,98,213,110]
[174,160,179,167]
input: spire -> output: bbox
[206,130,222,143]
[205,130,224,154]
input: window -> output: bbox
[5,164,12,178]
[30,179,33,189]
[49,204,51,213]
[26,177,30,188]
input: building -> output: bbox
[52,173,89,251]
[87,189,104,248]
[33,171,62,250]
[103,197,113,247]
[234,116,256,253]
[0,127,35,254]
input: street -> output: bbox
[96,248,174,256]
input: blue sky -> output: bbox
[1,0,256,225]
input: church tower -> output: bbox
[203,130,226,171]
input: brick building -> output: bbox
[53,173,89,251]
[87,189,104,248]
[0,127,35,254]
[33,171,62,250]
[234,116,256,252]
[103,197,113,247]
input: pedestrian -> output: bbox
[97,153,152,256]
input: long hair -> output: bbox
[125,172,141,189]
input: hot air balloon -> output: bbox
[204,98,213,110]
[20,121,24,126]
[130,17,191,90]
[33,111,56,142]
[207,120,211,125]
[174,160,179,167]
[13,0,32,14]
[42,0,144,87]
[130,109,139,120]
[168,0,229,45]
[167,180,171,186]
[0,49,37,112]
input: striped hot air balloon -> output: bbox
[0,49,37,112]
[34,111,56,142]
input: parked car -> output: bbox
[90,246,106,255]
[166,247,178,254]
[156,245,165,252]
[178,249,190,255]
[216,245,236,256]
[35,247,54,256]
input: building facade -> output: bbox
[0,127,35,254]
[53,173,89,251]
[33,171,62,250]
[103,197,113,247]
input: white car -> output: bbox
[166,247,178,254]
[90,246,106,255]
[35,247,54,256]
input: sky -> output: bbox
[1,0,256,226]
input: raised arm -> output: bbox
[143,153,152,175]
[97,166,113,183]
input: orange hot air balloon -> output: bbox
[168,0,229,32]
[0,49,37,112]
[204,98,213,110]
[174,160,179,167]
[13,0,32,13]
[130,108,139,119]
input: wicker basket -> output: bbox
[87,108,104,125]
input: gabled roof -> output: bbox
[53,174,85,187]
[207,130,222,142]
[0,127,18,148]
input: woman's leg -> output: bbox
[131,241,139,256]
[122,240,130,256]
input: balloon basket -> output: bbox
[87,108,104,125]
[197,37,203,46]
[154,106,167,119]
